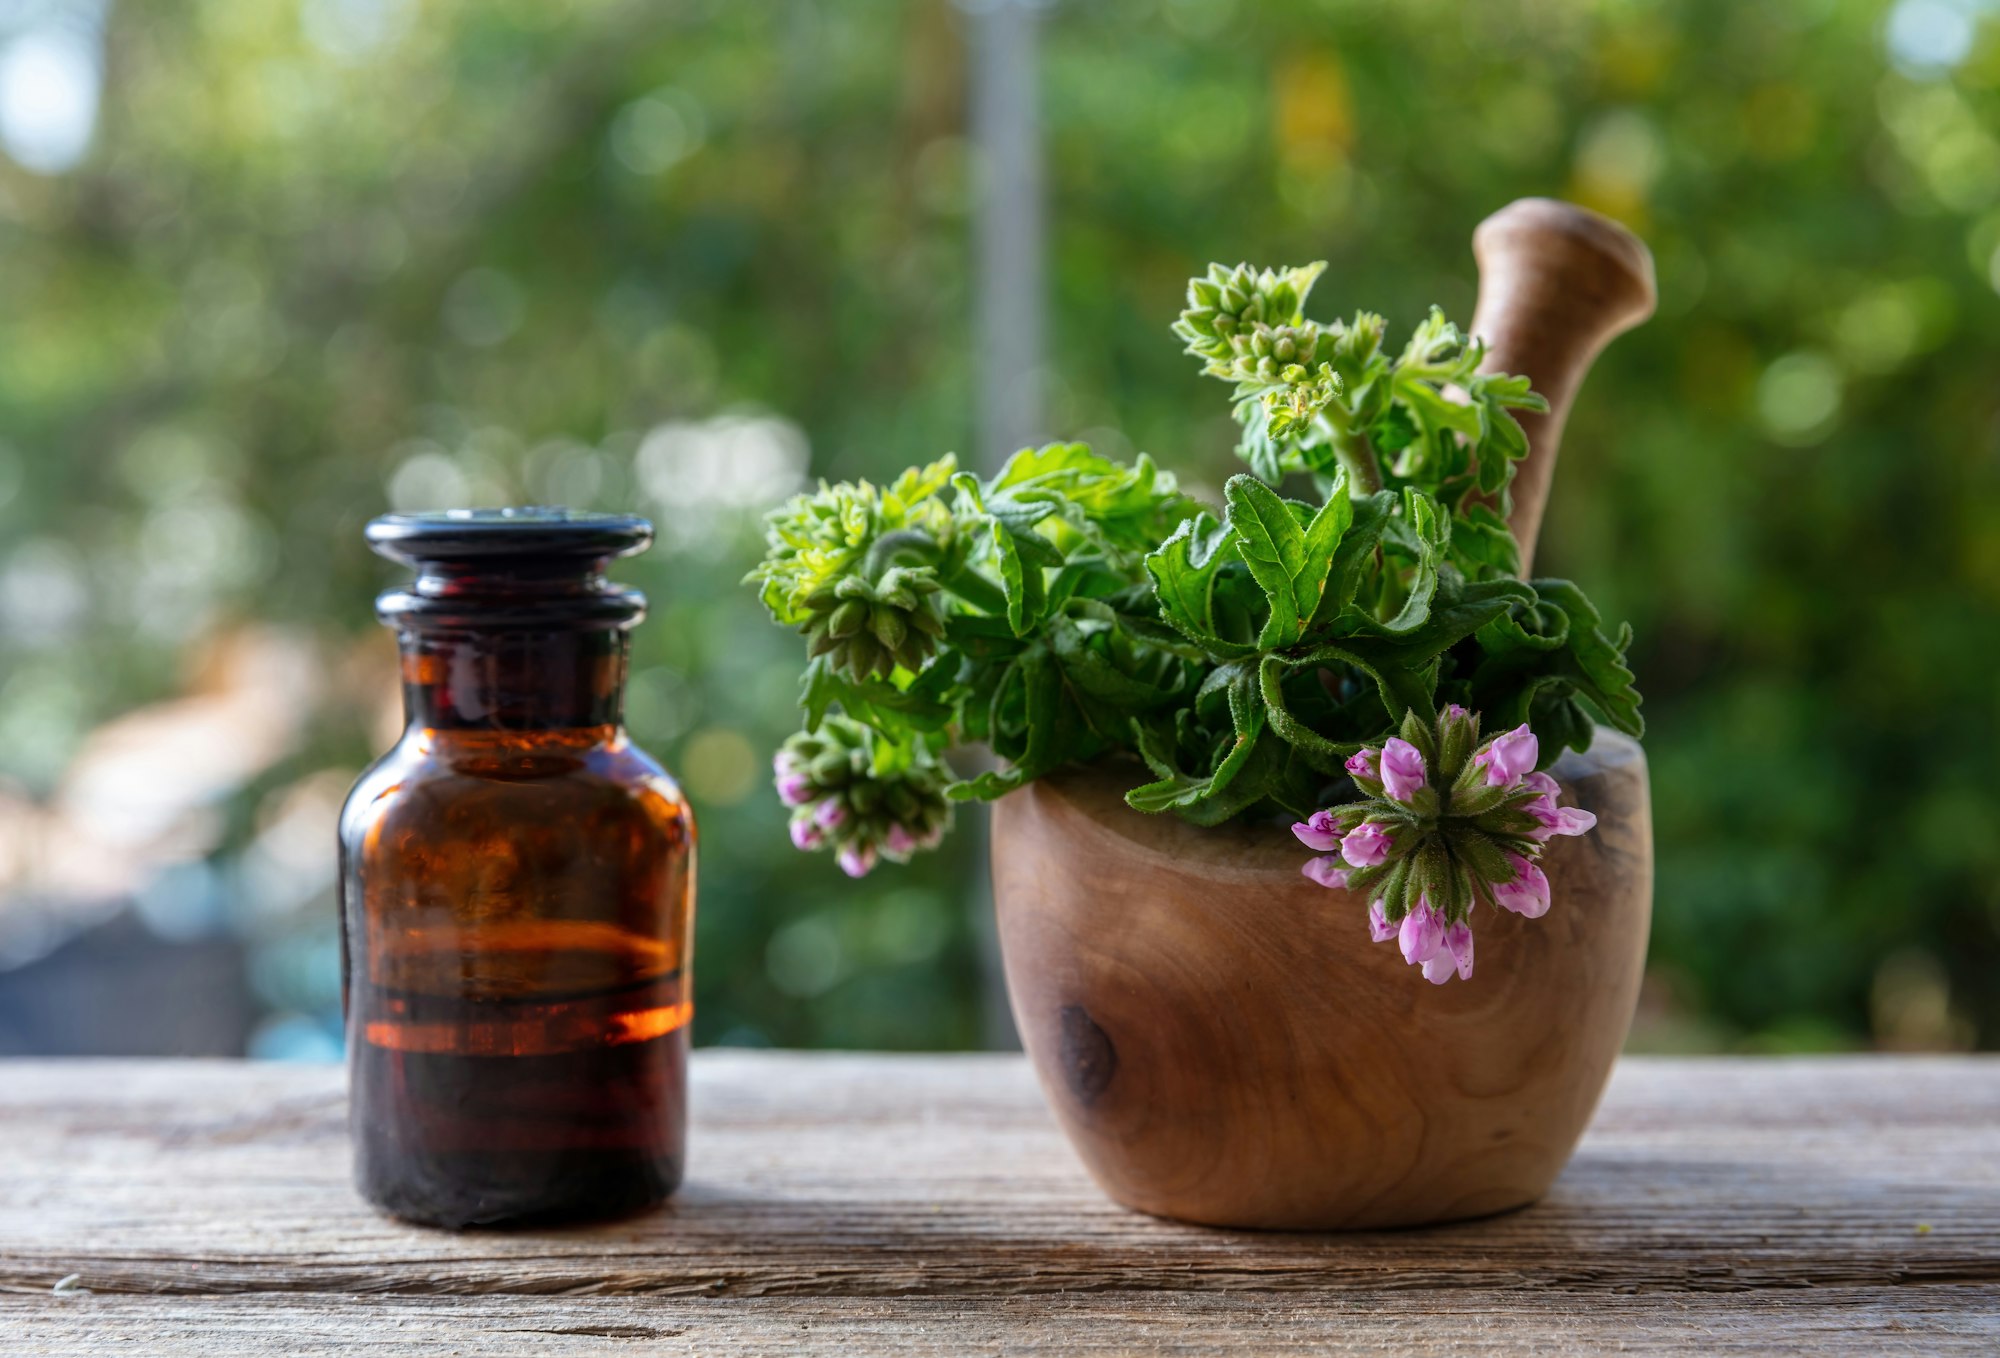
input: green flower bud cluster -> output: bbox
[799,562,946,681]
[775,717,953,878]
[749,456,957,617]
[1263,361,1342,442]
[748,457,962,682]
[1172,261,1329,381]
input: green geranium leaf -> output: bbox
[1224,471,1357,651]
[1145,511,1258,659]
[1467,577,1644,760]
[1258,654,1357,772]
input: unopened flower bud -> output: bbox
[1493,851,1551,917]
[1380,737,1427,802]
[1341,821,1393,868]
[1291,810,1342,853]
[1477,723,1539,786]
[1399,897,1444,966]
[1301,856,1349,889]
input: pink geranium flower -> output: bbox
[1399,897,1443,966]
[1478,723,1539,786]
[1301,856,1350,889]
[1340,821,1393,868]
[1527,803,1598,842]
[1286,705,1605,990]
[1493,851,1551,918]
[1380,738,1427,802]
[1291,809,1342,852]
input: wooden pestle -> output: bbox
[1468,198,1657,576]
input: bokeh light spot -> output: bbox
[1756,352,1843,446]
[387,446,469,510]
[681,727,758,807]
[299,0,413,64]
[1885,0,1976,76]
[610,89,706,176]
[1572,109,1665,223]
[0,23,101,174]
[635,412,808,551]
[1835,285,1924,373]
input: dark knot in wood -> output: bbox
[1056,1005,1117,1107]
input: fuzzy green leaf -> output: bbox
[1258,654,1356,772]
[1145,511,1258,659]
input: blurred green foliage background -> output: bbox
[0,0,1994,1056]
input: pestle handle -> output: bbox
[1469,199,1656,575]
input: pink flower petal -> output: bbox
[1493,852,1551,918]
[1291,809,1341,852]
[1301,856,1350,889]
[1340,822,1393,868]
[1482,723,1539,786]
[1368,899,1396,942]
[1380,738,1427,802]
[1445,921,1474,980]
[1551,806,1597,837]
[1399,899,1443,965]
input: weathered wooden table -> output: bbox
[2,1053,1995,1354]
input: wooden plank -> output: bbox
[0,1053,1996,1353]
[6,1287,2000,1357]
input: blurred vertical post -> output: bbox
[961,0,1049,1049]
[967,0,1047,470]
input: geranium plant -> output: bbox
[750,263,1641,982]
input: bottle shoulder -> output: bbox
[339,728,692,853]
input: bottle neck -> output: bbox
[398,627,628,733]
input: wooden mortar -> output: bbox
[991,731,1651,1229]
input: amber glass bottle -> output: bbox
[338,509,695,1228]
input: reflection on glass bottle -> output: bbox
[338,509,695,1228]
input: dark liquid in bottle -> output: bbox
[349,924,689,1229]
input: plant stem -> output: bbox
[1328,424,1384,495]
[863,529,942,577]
